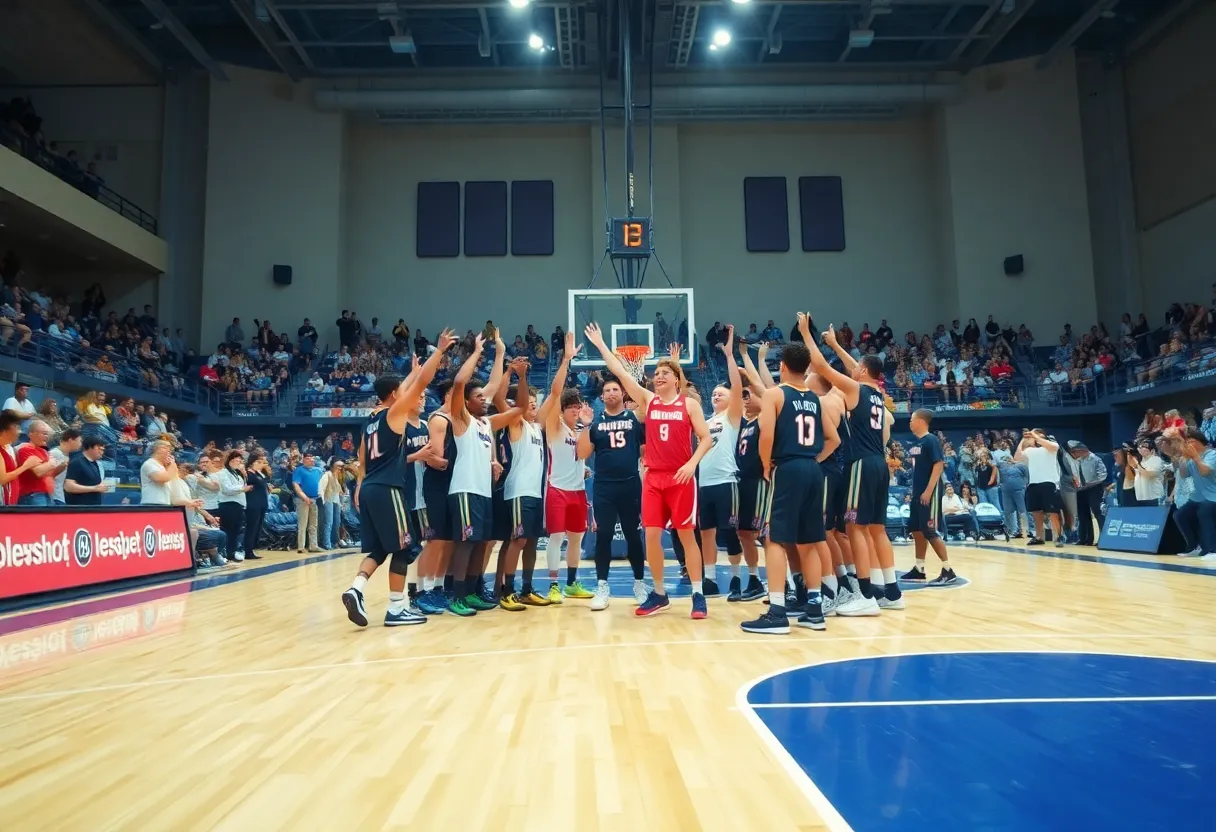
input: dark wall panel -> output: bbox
[799,176,846,252]
[511,180,555,256]
[416,181,460,258]
[463,181,508,257]
[743,176,790,253]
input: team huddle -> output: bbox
[340,312,957,636]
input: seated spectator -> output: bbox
[942,483,979,540]
[760,319,784,343]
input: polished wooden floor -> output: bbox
[1,541,1214,831]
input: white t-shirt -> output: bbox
[1134,454,1166,502]
[140,458,171,505]
[1022,445,1060,486]
[49,447,69,503]
[2,397,36,424]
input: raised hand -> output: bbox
[721,324,734,353]
[797,312,813,342]
[822,324,838,348]
[564,329,577,358]
[474,333,486,353]
[757,341,769,361]
[437,328,458,352]
[585,322,606,347]
[579,403,595,424]
[668,342,682,361]
[509,356,530,377]
[492,326,502,345]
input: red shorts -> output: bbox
[642,470,697,530]
[545,487,588,534]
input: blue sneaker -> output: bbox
[417,589,447,615]
[691,592,708,620]
[634,591,671,617]
[384,606,427,627]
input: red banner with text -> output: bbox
[0,508,194,600]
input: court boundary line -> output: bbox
[734,650,1216,832]
[749,694,1216,709]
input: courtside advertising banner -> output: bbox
[0,507,194,601]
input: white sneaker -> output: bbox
[1202,553,1216,562]
[591,581,610,611]
[1177,547,1203,558]
[232,550,245,562]
[877,595,907,610]
[836,594,882,617]
[822,593,839,616]
[633,579,650,605]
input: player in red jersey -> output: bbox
[585,323,713,618]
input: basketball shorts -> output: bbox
[545,486,588,534]
[736,477,770,534]
[1026,481,1063,513]
[448,492,493,543]
[509,495,545,540]
[358,484,412,563]
[845,455,890,526]
[768,458,827,545]
[411,508,434,543]
[421,477,453,541]
[698,481,738,530]
[907,490,942,539]
[822,466,847,534]
[491,490,512,541]
[642,470,697,530]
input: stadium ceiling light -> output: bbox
[712,28,732,47]
[729,0,752,5]
[528,32,545,50]
[508,0,531,8]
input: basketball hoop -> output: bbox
[615,345,652,382]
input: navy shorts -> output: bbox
[768,458,826,545]
[358,484,413,563]
[491,490,512,541]
[509,495,545,540]
[698,482,738,530]
[736,477,769,534]
[421,479,452,541]
[908,489,942,539]
[448,492,493,542]
[822,466,847,534]
[846,455,890,527]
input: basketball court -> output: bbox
[1,541,1214,830]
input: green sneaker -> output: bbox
[447,596,476,617]
[465,592,496,611]
[562,581,595,599]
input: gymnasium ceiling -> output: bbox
[0,0,1201,82]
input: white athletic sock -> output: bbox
[691,580,703,595]
[730,563,741,578]
[546,533,564,575]
[388,591,406,613]
[351,575,368,592]
[768,591,785,608]
[704,564,716,584]
[882,567,897,585]
[598,579,609,590]
[915,558,926,569]
[835,564,848,579]
[940,560,951,570]
[846,564,858,576]
[824,575,839,594]
[872,572,886,590]
[748,565,759,577]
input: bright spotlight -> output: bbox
[508,0,530,8]
[729,0,752,4]
[712,28,732,47]
[709,44,719,51]
[528,32,545,50]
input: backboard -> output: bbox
[568,288,696,370]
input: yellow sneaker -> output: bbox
[499,592,526,612]
[546,582,564,605]
[520,590,551,607]
[562,580,595,599]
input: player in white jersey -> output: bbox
[542,330,594,602]
[698,325,745,597]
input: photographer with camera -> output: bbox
[1015,429,1065,547]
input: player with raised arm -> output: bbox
[585,322,714,618]
[418,382,460,613]
[342,328,456,627]
[579,373,649,610]
[698,325,745,597]
[490,356,552,608]
[811,322,901,615]
[741,323,840,635]
[730,343,770,601]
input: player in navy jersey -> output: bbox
[578,375,649,608]
[806,370,855,615]
[901,409,957,585]
[420,385,458,610]
[812,322,901,616]
[729,346,770,601]
[341,328,456,628]
[741,329,839,635]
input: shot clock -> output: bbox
[610,217,653,256]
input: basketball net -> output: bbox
[614,345,652,382]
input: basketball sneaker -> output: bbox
[679,565,690,585]
[877,594,906,610]
[741,608,790,635]
[702,578,721,598]
[476,582,498,607]
[740,576,766,602]
[797,602,826,631]
[547,582,565,605]
[726,576,743,602]
[446,594,476,617]
[416,590,447,615]
[465,592,496,612]
[341,587,368,627]
[563,581,594,599]
[821,592,839,617]
[590,581,610,611]
[520,588,551,606]
[384,606,427,626]
[690,592,708,620]
[499,592,526,612]
[635,591,671,617]
[928,568,959,586]
[835,594,881,617]
[900,566,927,581]
[633,579,650,605]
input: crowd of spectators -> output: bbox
[1,97,110,204]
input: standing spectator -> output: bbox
[293,451,323,553]
[224,317,244,346]
[3,382,37,429]
[0,411,37,505]
[217,451,253,561]
[317,459,345,550]
[367,317,384,345]
[244,454,272,557]
[875,319,893,348]
[1131,438,1166,505]
[997,451,1029,537]
[413,328,430,359]
[64,436,108,506]
[1067,442,1108,546]
[1015,429,1064,546]
[15,420,65,507]
[1057,445,1080,543]
[974,449,1001,509]
[336,310,358,350]
[393,319,410,348]
[140,441,176,505]
[1171,428,1216,558]
[48,428,82,505]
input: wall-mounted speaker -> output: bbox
[1003,255,1024,276]
[273,264,292,285]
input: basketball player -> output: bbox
[741,330,839,635]
[901,409,958,585]
[490,358,552,608]
[447,334,520,614]
[539,330,595,602]
[341,328,456,627]
[404,372,448,616]
[812,324,901,615]
[585,322,713,618]
[699,325,745,598]
[578,374,649,610]
[419,382,460,613]
[730,345,771,602]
